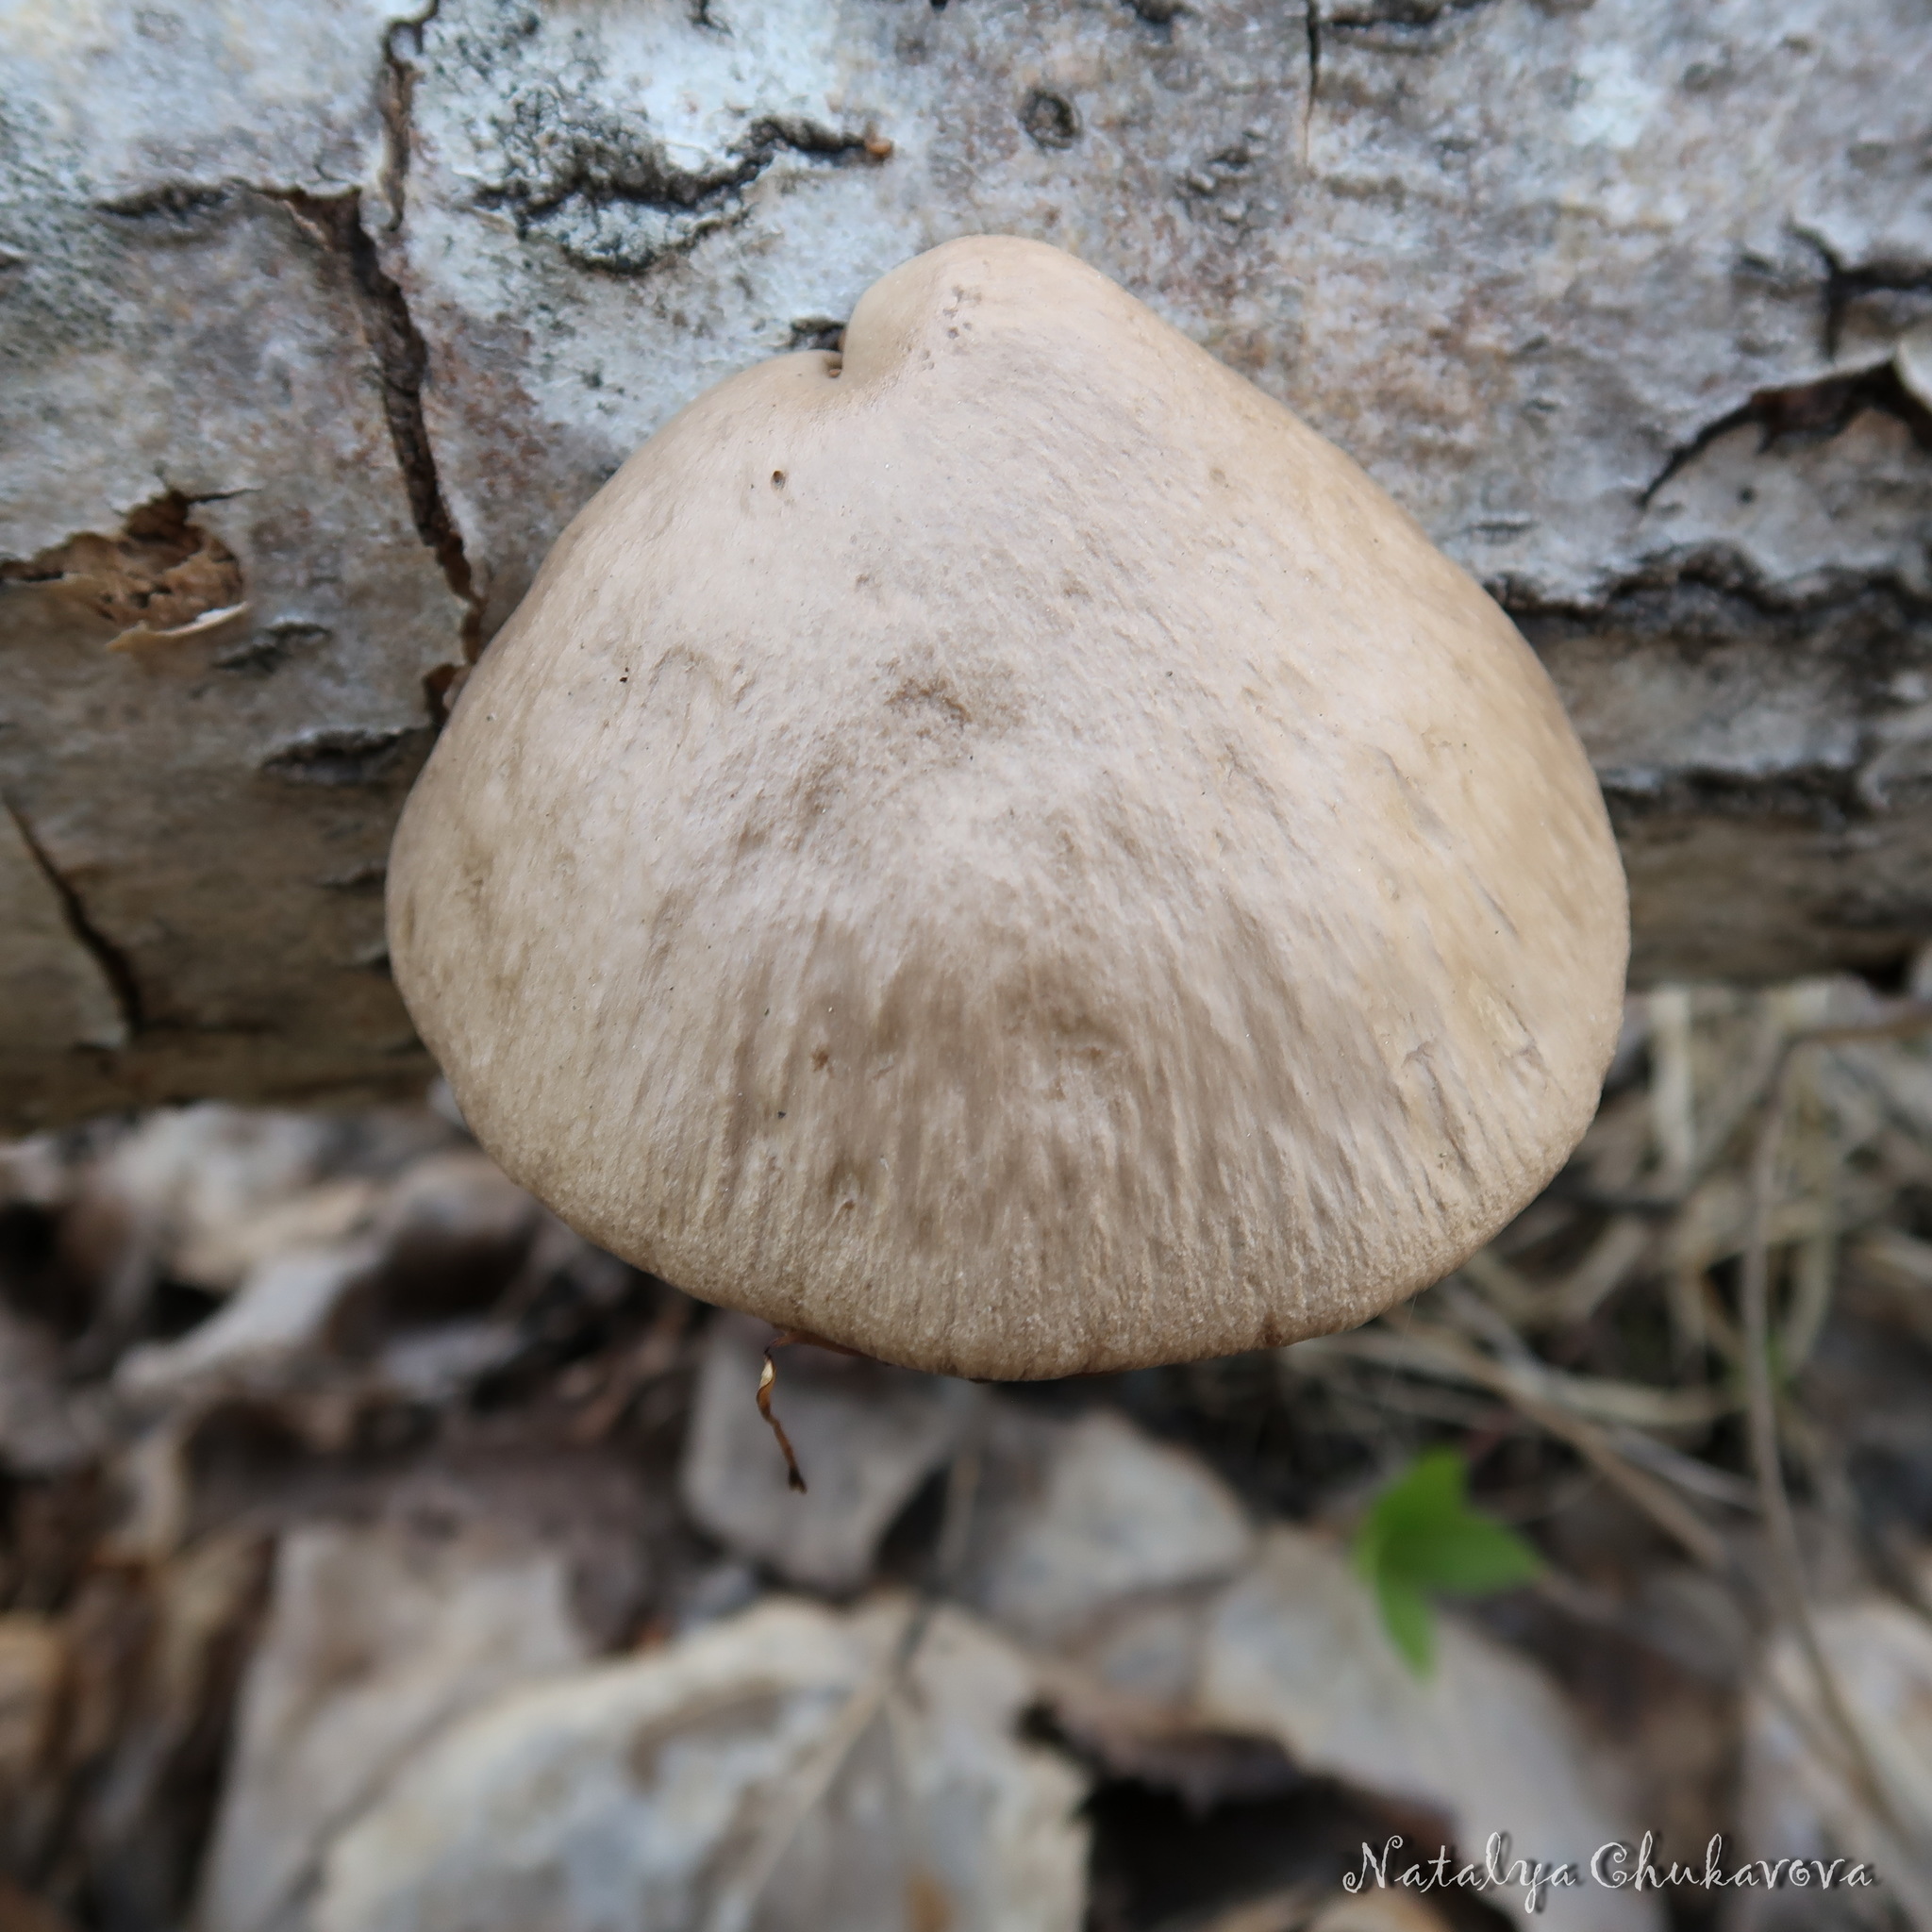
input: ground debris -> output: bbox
[6,975,1932,1924]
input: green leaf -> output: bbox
[1352,1448,1544,1677]
[1390,1515,1545,1595]
[1374,1573,1436,1674]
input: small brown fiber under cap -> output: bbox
[387,235,1629,1381]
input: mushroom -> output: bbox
[387,236,1627,1383]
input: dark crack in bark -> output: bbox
[1506,572,1932,838]
[271,190,483,665]
[787,316,847,352]
[1826,260,1932,358]
[371,1,479,702]
[2,797,143,1037]
[96,182,237,233]
[1638,361,1932,508]
[1303,1,1320,162]
[1600,764,1874,827]
[1503,558,1932,648]
[1799,231,1932,362]
[379,0,445,233]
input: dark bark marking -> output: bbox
[96,183,236,233]
[1020,90,1081,151]
[0,491,244,640]
[260,724,426,789]
[479,98,889,277]
[787,316,847,352]
[1320,0,1501,52]
[3,797,143,1036]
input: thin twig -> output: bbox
[756,1326,868,1493]
[757,1335,809,1492]
[932,1402,988,1592]
[1649,984,1698,1191]
[1564,991,1832,1220]
[1550,1212,1653,1325]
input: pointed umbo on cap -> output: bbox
[387,236,1628,1381]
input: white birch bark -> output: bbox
[3,0,1928,1126]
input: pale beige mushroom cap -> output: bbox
[388,236,1628,1380]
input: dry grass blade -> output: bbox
[1458,1217,1654,1332]
[932,1420,985,1591]
[1649,985,1698,1192]
[1297,1324,1729,1569]
[1547,1212,1652,1326]
[568,1297,693,1443]
[1454,1245,1541,1324]
[1606,1424,1758,1508]
[1742,1000,1932,1903]
[1315,1323,1734,1431]
[1420,1328,1730,1572]
[1853,1224,1932,1291]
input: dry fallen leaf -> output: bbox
[309,1595,1088,1932]
[1195,1527,1658,1932]
[196,1520,591,1932]
[1302,1891,1457,1932]
[958,1406,1254,1656]
[0,1613,65,1870]
[0,1878,79,1932]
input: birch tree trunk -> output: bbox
[3,0,1929,1129]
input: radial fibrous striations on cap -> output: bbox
[387,235,1629,1381]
